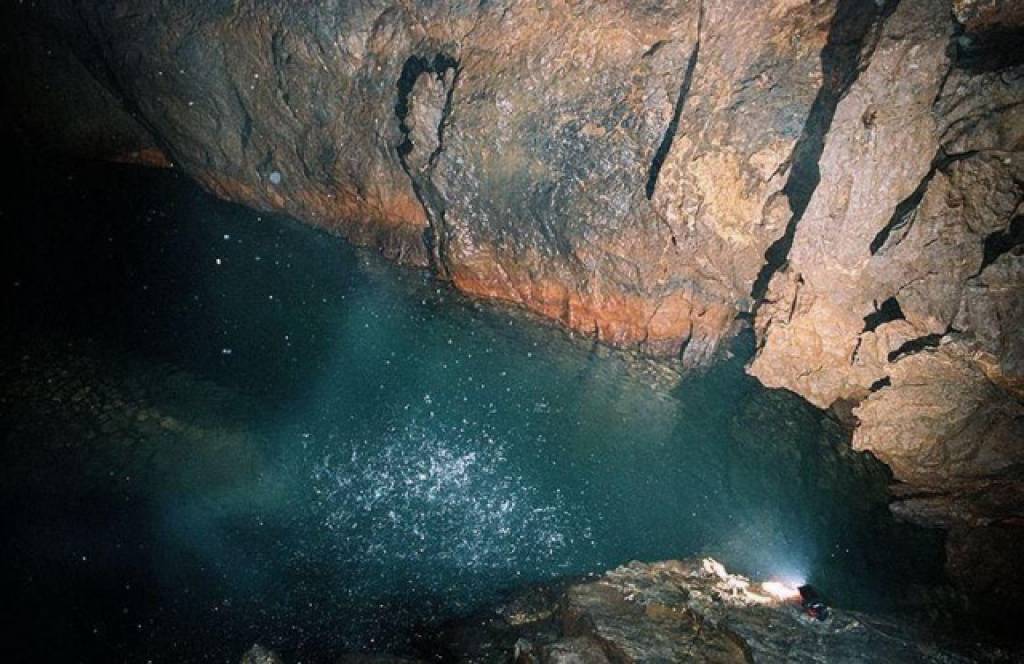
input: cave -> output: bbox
[2,1,1022,662]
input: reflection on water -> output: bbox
[0,165,943,661]
[311,421,578,574]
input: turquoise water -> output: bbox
[1,166,943,661]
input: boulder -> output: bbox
[241,644,284,664]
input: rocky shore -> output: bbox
[244,557,1015,663]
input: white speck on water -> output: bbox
[311,419,582,582]
[269,171,282,185]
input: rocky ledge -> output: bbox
[244,558,1011,663]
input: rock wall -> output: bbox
[10,0,1023,610]
[2,4,167,165]
[746,0,1023,610]
[21,0,884,365]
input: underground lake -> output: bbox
[0,163,949,662]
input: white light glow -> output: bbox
[761,581,800,601]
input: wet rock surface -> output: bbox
[231,559,1017,662]
[431,558,1005,663]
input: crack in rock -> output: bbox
[395,53,459,278]
[869,150,977,255]
[750,0,901,303]
[645,0,702,200]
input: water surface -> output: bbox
[1,164,943,662]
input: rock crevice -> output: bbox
[644,0,702,201]
[394,52,460,276]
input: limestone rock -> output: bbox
[750,0,1023,417]
[747,0,1023,612]
[445,558,979,663]
[954,247,1024,397]
[20,0,876,365]
[852,342,1024,486]
[749,0,957,407]
[750,0,1023,405]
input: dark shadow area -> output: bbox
[954,27,1024,72]
[863,296,905,332]
[978,214,1024,274]
[1,150,350,407]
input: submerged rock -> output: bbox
[241,644,284,664]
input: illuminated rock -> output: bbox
[438,558,978,662]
